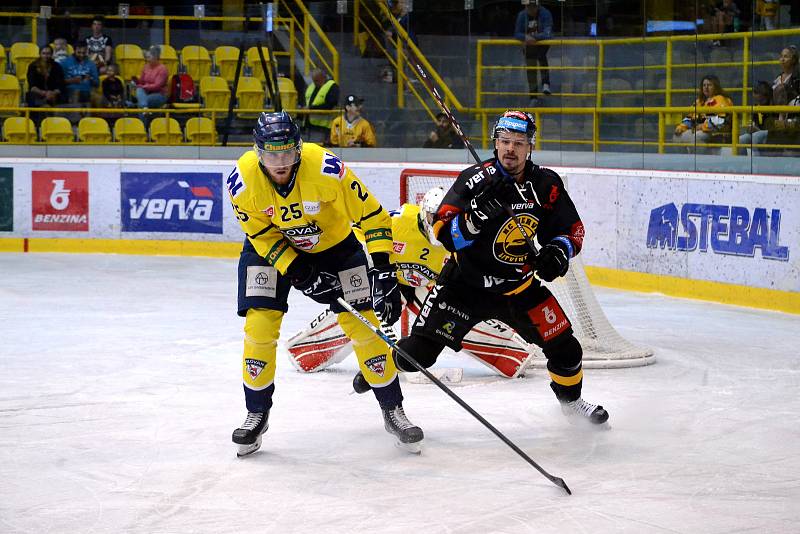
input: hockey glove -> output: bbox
[533,242,570,282]
[466,179,516,231]
[369,263,402,325]
[288,259,343,305]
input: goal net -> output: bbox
[400,168,655,369]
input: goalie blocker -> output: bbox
[287,284,536,378]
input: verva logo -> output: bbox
[32,171,89,231]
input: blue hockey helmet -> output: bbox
[253,111,302,168]
[491,110,537,145]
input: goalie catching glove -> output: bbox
[287,258,343,305]
[369,253,401,325]
[531,239,571,282]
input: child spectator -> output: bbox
[102,63,126,108]
[739,81,776,155]
[52,38,70,65]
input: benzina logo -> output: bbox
[647,202,789,261]
[121,172,222,234]
[32,171,89,231]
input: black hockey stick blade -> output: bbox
[337,298,571,495]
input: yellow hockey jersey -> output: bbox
[389,204,449,288]
[329,115,377,148]
[226,142,392,274]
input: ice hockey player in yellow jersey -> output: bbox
[226,111,423,456]
[287,187,538,385]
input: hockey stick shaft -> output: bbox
[408,50,538,257]
[337,298,571,495]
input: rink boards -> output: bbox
[0,157,796,313]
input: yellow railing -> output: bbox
[276,0,339,81]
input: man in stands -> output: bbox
[303,68,339,144]
[225,111,423,457]
[83,16,113,75]
[329,94,377,148]
[394,110,609,426]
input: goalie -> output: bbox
[286,186,538,384]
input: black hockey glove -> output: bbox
[533,242,570,282]
[369,254,402,325]
[288,258,343,305]
[466,178,516,231]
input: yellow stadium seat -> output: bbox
[246,46,271,81]
[0,44,7,75]
[10,42,40,82]
[115,44,145,81]
[185,117,216,144]
[149,117,183,145]
[181,45,212,82]
[199,76,230,111]
[40,117,74,143]
[214,46,241,84]
[78,117,112,144]
[236,77,264,118]
[277,76,298,110]
[159,44,179,77]
[114,117,148,143]
[0,74,21,110]
[3,117,37,143]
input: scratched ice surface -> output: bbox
[1,253,798,534]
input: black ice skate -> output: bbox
[382,404,424,454]
[560,398,609,426]
[352,371,371,394]
[232,411,270,457]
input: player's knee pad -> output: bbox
[242,308,283,391]
[337,310,397,387]
[543,334,583,402]
[394,335,444,373]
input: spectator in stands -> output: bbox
[26,45,66,118]
[757,0,779,31]
[771,46,800,127]
[739,81,775,155]
[709,0,741,46]
[423,112,465,149]
[514,1,553,106]
[101,63,126,108]
[62,42,99,105]
[52,38,70,65]
[384,1,417,46]
[673,74,733,152]
[132,46,168,110]
[329,94,377,148]
[303,68,339,143]
[83,16,113,74]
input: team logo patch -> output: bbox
[303,201,320,214]
[393,241,406,254]
[493,214,539,264]
[442,321,455,334]
[245,358,266,380]
[282,222,322,250]
[262,206,275,216]
[364,355,387,377]
[350,273,364,288]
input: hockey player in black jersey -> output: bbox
[395,110,608,425]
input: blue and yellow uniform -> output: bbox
[227,141,401,413]
[389,204,449,291]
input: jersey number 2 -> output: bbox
[350,180,368,201]
[420,247,430,260]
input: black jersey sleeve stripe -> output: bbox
[360,206,384,221]
[248,223,275,239]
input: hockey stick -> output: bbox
[407,50,539,257]
[337,297,571,495]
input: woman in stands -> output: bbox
[672,74,733,153]
[26,45,67,118]
[132,45,168,111]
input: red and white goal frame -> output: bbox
[399,168,655,369]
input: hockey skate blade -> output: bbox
[236,436,263,458]
[394,438,423,454]
[406,367,463,385]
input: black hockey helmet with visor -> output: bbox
[492,110,536,144]
[253,111,302,168]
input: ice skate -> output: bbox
[559,397,609,426]
[232,411,269,457]
[352,371,371,394]
[382,404,424,454]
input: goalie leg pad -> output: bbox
[461,321,532,378]
[242,308,283,412]
[286,309,352,372]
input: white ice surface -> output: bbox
[1,253,799,534]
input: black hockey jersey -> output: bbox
[432,159,584,294]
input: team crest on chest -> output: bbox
[364,355,387,377]
[282,222,323,250]
[493,214,539,264]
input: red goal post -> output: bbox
[399,168,655,369]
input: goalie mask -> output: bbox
[253,111,302,169]
[419,186,445,245]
